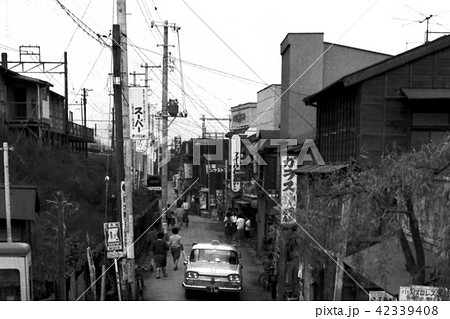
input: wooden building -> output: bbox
[0,64,94,151]
[304,35,450,164]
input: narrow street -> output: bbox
[137,213,272,301]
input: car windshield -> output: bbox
[190,249,238,264]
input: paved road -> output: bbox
[138,214,272,301]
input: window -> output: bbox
[0,269,21,301]
[190,249,238,264]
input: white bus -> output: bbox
[0,242,32,301]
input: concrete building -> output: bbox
[253,84,282,133]
[280,33,392,141]
[230,102,257,130]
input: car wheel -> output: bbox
[234,292,241,300]
[185,289,193,299]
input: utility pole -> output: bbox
[64,52,69,146]
[117,0,135,300]
[2,142,13,243]
[113,25,124,190]
[82,88,92,157]
[161,20,169,215]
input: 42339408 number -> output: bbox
[376,305,438,316]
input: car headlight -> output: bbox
[186,271,199,279]
[227,274,241,282]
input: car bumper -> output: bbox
[182,282,242,293]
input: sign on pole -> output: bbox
[130,87,149,139]
[104,222,123,259]
[281,155,297,224]
[135,139,147,153]
[121,181,127,258]
[230,134,241,192]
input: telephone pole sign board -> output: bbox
[104,222,123,259]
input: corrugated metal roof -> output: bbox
[294,164,348,174]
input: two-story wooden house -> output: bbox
[0,63,94,151]
[304,35,450,163]
[300,35,450,300]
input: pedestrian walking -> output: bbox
[223,213,233,243]
[236,214,245,246]
[168,227,185,271]
[165,203,175,228]
[245,218,252,245]
[231,209,238,240]
[182,199,190,227]
[146,222,160,272]
[152,231,169,279]
[175,203,184,229]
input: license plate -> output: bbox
[207,286,219,293]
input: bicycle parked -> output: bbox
[135,265,148,300]
[257,258,276,292]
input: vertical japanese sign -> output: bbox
[230,134,241,192]
[281,155,297,224]
[120,181,127,257]
[130,87,149,139]
[184,163,193,178]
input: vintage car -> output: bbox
[182,240,243,299]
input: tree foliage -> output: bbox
[1,132,112,299]
[293,136,450,290]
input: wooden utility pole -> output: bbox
[113,25,124,188]
[161,20,169,214]
[64,52,69,146]
[82,88,92,157]
[117,0,136,300]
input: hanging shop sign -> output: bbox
[280,155,297,224]
[130,87,149,139]
[230,134,241,192]
[199,191,207,210]
[184,163,193,179]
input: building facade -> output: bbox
[280,33,392,141]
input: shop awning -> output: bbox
[401,88,450,100]
[294,164,348,174]
[343,236,439,296]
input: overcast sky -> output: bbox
[1,0,450,144]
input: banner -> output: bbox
[230,134,241,192]
[281,155,297,224]
[130,87,149,139]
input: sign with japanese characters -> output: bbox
[104,222,123,259]
[135,139,147,153]
[281,155,297,224]
[230,134,241,192]
[369,291,396,301]
[130,87,149,139]
[399,285,448,301]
